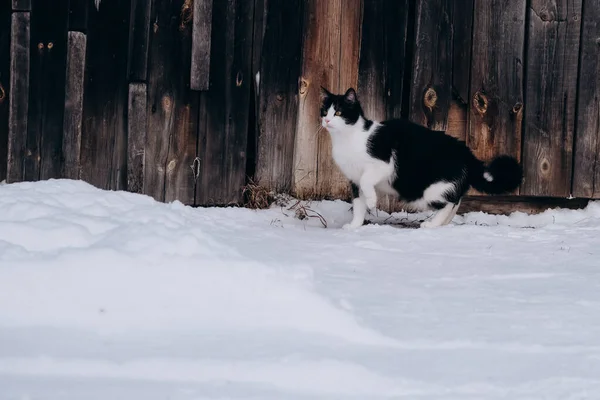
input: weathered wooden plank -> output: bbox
[196,0,254,205]
[357,0,410,210]
[127,83,146,194]
[80,0,131,190]
[190,0,213,90]
[447,0,474,141]
[25,0,70,181]
[12,0,31,11]
[7,12,30,183]
[0,2,10,181]
[521,0,582,196]
[572,0,600,198]
[254,0,304,193]
[145,0,199,204]
[62,31,87,180]
[294,0,361,199]
[128,0,151,82]
[409,0,453,130]
[69,0,89,32]
[468,0,526,194]
[458,196,589,215]
[358,0,409,122]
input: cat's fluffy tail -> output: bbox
[468,155,523,195]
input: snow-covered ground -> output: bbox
[1,179,600,400]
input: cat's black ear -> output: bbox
[344,88,358,104]
[320,86,332,102]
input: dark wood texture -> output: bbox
[458,196,589,216]
[25,0,69,181]
[0,2,10,181]
[521,0,583,197]
[572,0,600,198]
[145,0,198,204]
[7,12,30,183]
[294,0,361,199]
[468,0,526,195]
[127,83,147,194]
[447,0,474,141]
[196,0,255,205]
[409,0,453,130]
[80,0,131,190]
[62,31,87,180]
[357,0,410,210]
[12,0,31,11]
[69,0,89,32]
[190,0,213,90]
[254,0,304,193]
[128,0,151,82]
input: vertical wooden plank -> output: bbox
[0,2,10,181]
[294,0,361,199]
[468,0,526,192]
[62,31,87,180]
[190,0,213,90]
[196,0,254,205]
[127,83,147,194]
[357,0,410,210]
[521,0,583,197]
[69,0,89,32]
[80,0,131,190]
[447,0,474,141]
[12,0,31,11]
[254,0,304,193]
[145,0,198,204]
[25,0,70,181]
[7,12,30,183]
[572,0,600,198]
[409,0,453,130]
[128,0,151,82]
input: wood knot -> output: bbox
[423,87,437,110]
[162,95,172,110]
[540,158,550,174]
[0,83,5,103]
[473,91,488,115]
[511,102,523,115]
[276,93,284,101]
[37,42,44,51]
[299,78,308,95]
[47,42,54,50]
[540,11,550,21]
[167,160,176,173]
[236,71,243,87]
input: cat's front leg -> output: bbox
[359,170,379,210]
[343,183,366,230]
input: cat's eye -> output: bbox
[335,111,342,116]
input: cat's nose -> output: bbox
[324,119,331,124]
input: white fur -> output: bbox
[484,172,493,182]
[95,0,102,11]
[322,104,458,229]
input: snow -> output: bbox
[1,180,600,399]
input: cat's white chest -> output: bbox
[330,133,370,183]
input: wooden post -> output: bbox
[468,0,526,195]
[572,0,600,198]
[80,0,131,191]
[190,0,213,91]
[0,2,10,181]
[7,12,30,183]
[26,0,70,181]
[145,0,199,204]
[254,0,304,194]
[196,0,255,205]
[409,0,453,131]
[127,83,147,194]
[293,0,361,199]
[128,0,151,82]
[62,31,87,180]
[521,0,583,197]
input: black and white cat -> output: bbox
[320,87,523,229]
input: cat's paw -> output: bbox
[420,220,438,229]
[343,221,363,230]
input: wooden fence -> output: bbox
[0,0,599,207]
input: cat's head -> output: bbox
[320,87,364,131]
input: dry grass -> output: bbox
[242,179,275,210]
[284,200,327,228]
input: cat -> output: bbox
[319,87,523,229]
